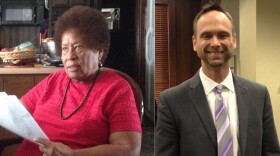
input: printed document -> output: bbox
[0,92,48,143]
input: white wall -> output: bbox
[222,0,280,143]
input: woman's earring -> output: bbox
[98,56,103,68]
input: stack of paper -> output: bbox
[0,92,48,143]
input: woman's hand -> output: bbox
[34,137,75,156]
[34,131,141,156]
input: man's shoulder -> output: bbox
[233,74,266,89]
[160,78,194,98]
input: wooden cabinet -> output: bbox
[35,74,48,84]
[0,0,45,48]
[0,76,3,91]
[1,74,48,98]
[4,75,34,98]
[0,74,48,156]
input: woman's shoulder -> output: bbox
[98,69,131,89]
[100,69,127,82]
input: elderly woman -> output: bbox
[15,6,142,156]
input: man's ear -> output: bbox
[192,35,197,51]
[232,33,237,49]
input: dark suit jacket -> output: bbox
[155,72,280,156]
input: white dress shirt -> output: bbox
[199,68,240,156]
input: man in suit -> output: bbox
[155,2,280,156]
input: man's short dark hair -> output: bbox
[193,2,234,36]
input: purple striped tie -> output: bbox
[215,85,233,156]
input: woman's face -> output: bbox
[61,28,102,82]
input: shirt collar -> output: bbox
[199,68,235,95]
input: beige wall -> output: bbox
[256,0,280,142]
[222,0,280,143]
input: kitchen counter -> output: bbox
[0,64,63,98]
[0,64,63,74]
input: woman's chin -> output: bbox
[67,72,81,81]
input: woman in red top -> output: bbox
[15,6,141,156]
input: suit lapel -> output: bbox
[189,73,217,146]
[233,75,249,156]
[188,73,250,154]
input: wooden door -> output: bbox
[155,3,170,105]
[155,0,204,105]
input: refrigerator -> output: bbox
[144,0,155,123]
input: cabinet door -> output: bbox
[0,76,5,149]
[1,75,27,155]
[35,74,48,85]
[0,74,50,155]
[3,75,34,98]
[0,75,3,91]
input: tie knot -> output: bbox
[216,84,223,95]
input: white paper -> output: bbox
[0,92,48,143]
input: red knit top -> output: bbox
[15,69,142,155]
